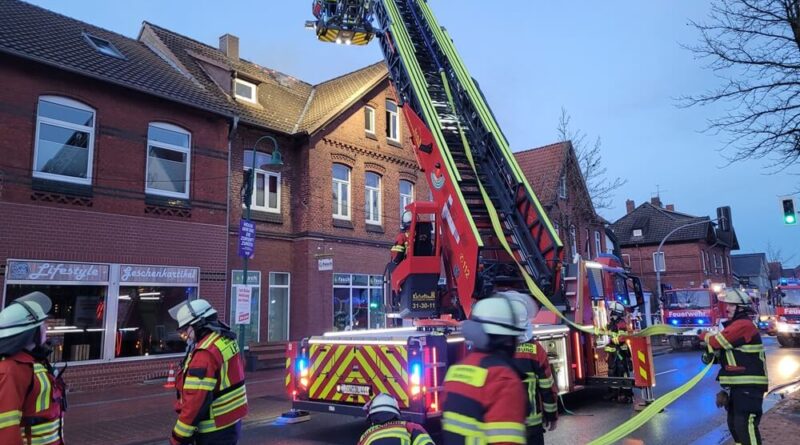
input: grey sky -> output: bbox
[27,0,800,264]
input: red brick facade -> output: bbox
[621,241,733,293]
[0,55,230,390]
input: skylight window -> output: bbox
[84,33,125,59]
[234,78,258,104]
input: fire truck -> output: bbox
[285,0,652,427]
[775,279,800,347]
[661,287,722,349]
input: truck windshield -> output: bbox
[782,289,800,307]
[667,290,712,309]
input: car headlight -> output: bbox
[776,322,792,333]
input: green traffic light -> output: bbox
[787,214,797,224]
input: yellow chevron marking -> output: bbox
[309,345,335,397]
[639,367,648,380]
[382,346,403,377]
[311,345,340,398]
[638,351,646,363]
[320,346,353,400]
[355,350,389,395]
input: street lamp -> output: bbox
[239,135,283,351]
[655,216,724,318]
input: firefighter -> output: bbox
[698,289,767,445]
[441,292,533,445]
[512,291,558,445]
[168,299,248,445]
[357,393,433,445]
[0,292,66,445]
[604,300,633,403]
[390,211,412,264]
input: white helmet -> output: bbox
[0,292,52,339]
[719,289,752,306]
[366,393,400,418]
[401,211,412,227]
[608,301,625,316]
[471,292,530,337]
[168,299,217,329]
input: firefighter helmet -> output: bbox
[366,393,400,418]
[168,299,217,329]
[0,292,52,339]
[608,301,625,317]
[401,210,412,228]
[471,293,529,337]
[718,288,752,306]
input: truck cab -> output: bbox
[775,280,800,347]
[662,288,720,349]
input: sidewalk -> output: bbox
[65,368,288,445]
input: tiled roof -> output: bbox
[514,142,568,205]
[609,202,714,246]
[731,253,767,277]
[0,0,229,116]
[142,23,387,135]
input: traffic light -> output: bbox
[781,197,797,225]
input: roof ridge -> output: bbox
[514,141,569,156]
[313,60,385,87]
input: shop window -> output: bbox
[364,106,375,135]
[267,272,290,342]
[33,96,95,184]
[244,150,280,213]
[115,286,196,358]
[365,172,382,225]
[386,100,400,142]
[400,180,414,218]
[333,274,385,331]
[146,122,191,198]
[332,163,351,220]
[5,284,105,363]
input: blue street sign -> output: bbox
[238,219,255,258]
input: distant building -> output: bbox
[731,253,770,295]
[609,198,739,293]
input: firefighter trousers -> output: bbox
[526,424,545,445]
[195,422,241,445]
[726,387,763,445]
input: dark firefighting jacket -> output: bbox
[604,318,631,364]
[357,420,434,445]
[171,332,248,444]
[701,313,768,390]
[513,340,558,427]
[390,232,409,263]
[0,352,66,445]
[441,351,526,445]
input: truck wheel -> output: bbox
[668,336,682,350]
[777,335,794,348]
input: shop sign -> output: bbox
[318,258,333,271]
[119,265,199,285]
[7,261,109,282]
[234,285,252,325]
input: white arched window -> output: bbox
[146,122,191,198]
[332,163,351,219]
[399,180,414,218]
[33,96,96,184]
[365,172,382,225]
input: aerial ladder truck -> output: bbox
[285,0,654,428]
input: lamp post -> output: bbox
[654,216,723,318]
[239,135,283,352]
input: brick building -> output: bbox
[608,198,739,294]
[515,141,608,262]
[0,1,232,390]
[141,25,427,341]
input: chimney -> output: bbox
[219,34,239,60]
[666,204,674,212]
[625,199,635,214]
[650,196,662,208]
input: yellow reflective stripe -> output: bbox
[197,418,240,434]
[363,427,410,444]
[538,377,554,388]
[391,246,406,252]
[715,333,734,350]
[725,350,737,367]
[214,385,246,405]
[737,344,765,353]
[220,359,231,390]
[199,333,221,350]
[719,375,769,385]
[516,343,536,354]
[412,433,434,445]
[444,365,488,387]
[0,409,22,429]
[29,418,60,434]
[482,421,526,444]
[748,413,757,445]
[33,364,51,413]
[543,402,558,413]
[173,419,195,437]
[28,425,61,445]
[526,411,542,426]
[212,393,247,416]
[183,377,217,391]
[442,411,483,437]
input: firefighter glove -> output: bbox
[701,351,716,365]
[715,390,729,409]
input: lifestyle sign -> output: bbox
[7,261,109,282]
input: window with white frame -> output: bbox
[594,231,602,258]
[234,78,257,104]
[558,173,567,199]
[585,228,591,257]
[267,272,290,342]
[386,100,400,142]
[244,150,280,212]
[399,180,414,217]
[701,251,708,275]
[33,96,95,184]
[146,123,191,198]
[364,106,375,135]
[569,226,577,258]
[332,163,351,219]
[365,172,382,225]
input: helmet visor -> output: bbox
[16,292,52,320]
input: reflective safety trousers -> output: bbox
[356,420,434,445]
[172,332,248,443]
[0,352,66,445]
[706,317,768,390]
[513,341,558,427]
[441,352,527,445]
